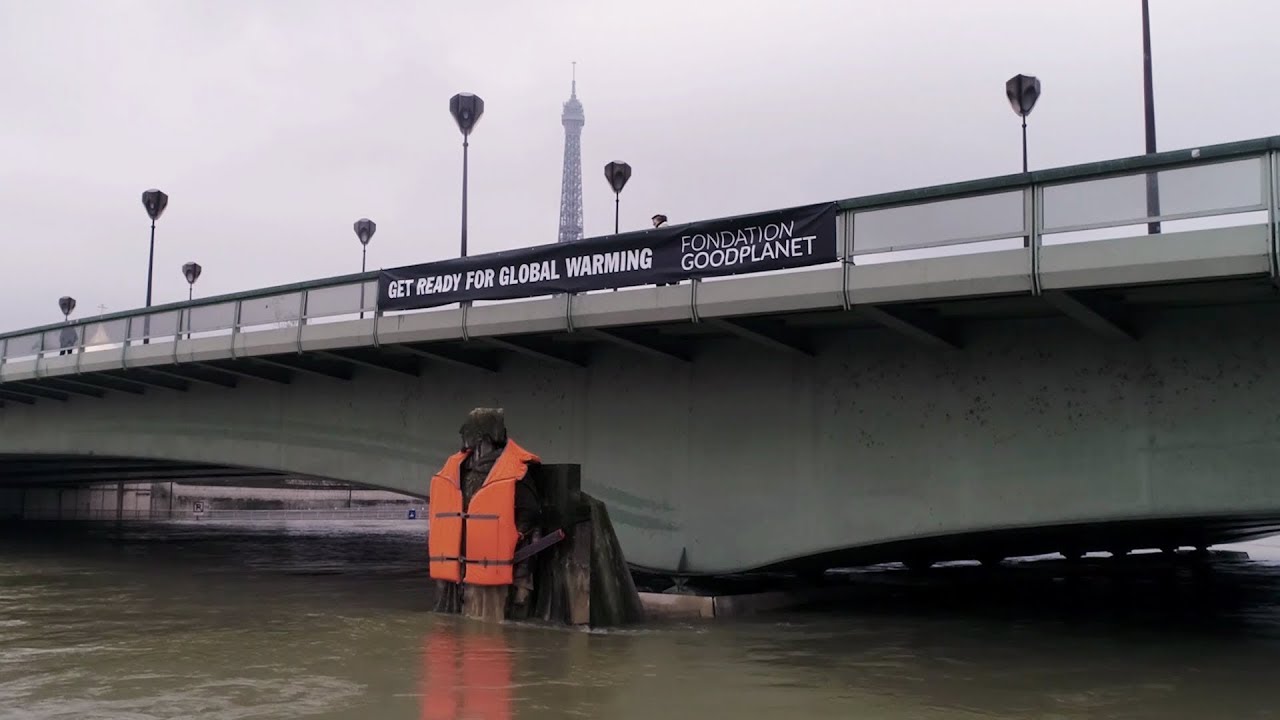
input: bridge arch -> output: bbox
[5,300,1280,574]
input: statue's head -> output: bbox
[459,407,507,452]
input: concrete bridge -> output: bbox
[3,136,1280,574]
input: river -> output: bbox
[1,520,1279,719]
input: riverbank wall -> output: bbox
[0,481,419,521]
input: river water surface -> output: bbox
[2,520,1280,719]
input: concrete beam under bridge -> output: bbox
[1041,290,1136,341]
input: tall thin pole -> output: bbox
[143,220,156,343]
[359,246,367,319]
[1018,114,1030,248]
[1142,0,1161,234]
[614,194,620,234]
[461,138,470,257]
[1021,117,1028,174]
[145,221,157,308]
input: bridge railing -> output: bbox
[849,187,1028,257]
[1039,155,1269,238]
[3,135,1280,365]
[844,150,1274,263]
[0,275,383,364]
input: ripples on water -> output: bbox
[1,521,1279,719]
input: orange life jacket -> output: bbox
[427,440,540,586]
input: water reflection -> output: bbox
[421,622,512,720]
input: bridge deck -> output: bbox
[0,223,1273,390]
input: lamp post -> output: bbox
[353,218,376,318]
[1141,0,1160,234]
[449,93,485,258]
[141,189,169,344]
[1005,74,1041,174]
[58,296,76,356]
[182,262,202,302]
[181,262,201,339]
[604,161,632,235]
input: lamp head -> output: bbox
[182,261,202,286]
[353,218,377,246]
[449,93,485,136]
[1005,74,1041,117]
[605,161,632,194]
[142,189,169,221]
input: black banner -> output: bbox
[378,201,838,311]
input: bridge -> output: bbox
[3,135,1280,575]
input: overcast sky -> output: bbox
[1,0,1277,331]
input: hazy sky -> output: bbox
[1,0,1277,331]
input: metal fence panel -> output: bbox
[852,190,1026,255]
[1043,157,1265,233]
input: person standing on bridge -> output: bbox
[651,214,678,288]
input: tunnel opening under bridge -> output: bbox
[0,453,422,523]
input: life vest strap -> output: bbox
[432,512,501,520]
[428,555,461,563]
[462,557,515,567]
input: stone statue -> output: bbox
[432,408,541,621]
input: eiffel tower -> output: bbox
[557,64,585,244]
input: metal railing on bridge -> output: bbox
[2,134,1278,365]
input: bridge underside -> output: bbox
[0,454,295,487]
[736,512,1280,575]
[4,263,1280,574]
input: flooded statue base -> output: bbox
[428,408,643,628]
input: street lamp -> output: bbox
[604,161,632,235]
[182,262,201,339]
[141,189,169,307]
[1005,74,1040,174]
[182,262,202,302]
[141,188,169,344]
[449,93,485,258]
[58,296,76,356]
[354,218,376,271]
[353,218,376,318]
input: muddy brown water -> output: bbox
[1,520,1279,719]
